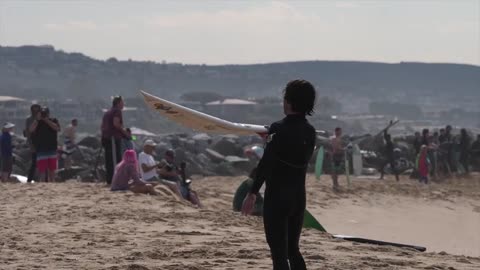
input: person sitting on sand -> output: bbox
[159,149,202,207]
[138,140,183,197]
[416,145,430,184]
[111,149,156,195]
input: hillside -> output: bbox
[1,45,479,111]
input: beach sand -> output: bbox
[1,174,480,269]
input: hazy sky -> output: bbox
[0,0,479,65]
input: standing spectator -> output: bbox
[438,128,447,143]
[413,131,422,155]
[458,128,471,174]
[24,104,41,182]
[421,129,430,147]
[379,129,399,181]
[121,127,134,154]
[432,131,440,146]
[101,96,130,185]
[1,123,15,182]
[417,145,430,184]
[471,135,480,171]
[63,119,78,170]
[30,107,60,182]
[444,125,456,173]
[329,127,344,191]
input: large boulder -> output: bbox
[205,148,226,163]
[212,137,244,157]
[78,136,101,149]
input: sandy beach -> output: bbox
[1,174,480,270]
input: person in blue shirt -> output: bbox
[1,122,15,182]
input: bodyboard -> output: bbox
[315,146,324,180]
[303,209,327,232]
[352,144,363,176]
[345,153,351,187]
[333,235,426,252]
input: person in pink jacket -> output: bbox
[111,149,156,194]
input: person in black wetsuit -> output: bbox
[379,128,399,181]
[458,128,470,174]
[242,79,317,270]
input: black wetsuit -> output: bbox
[380,131,398,180]
[250,114,316,270]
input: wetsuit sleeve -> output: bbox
[250,123,279,194]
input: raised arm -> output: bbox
[44,118,60,132]
[250,123,278,195]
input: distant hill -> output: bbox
[0,45,478,112]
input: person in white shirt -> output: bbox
[138,139,160,182]
[138,140,182,197]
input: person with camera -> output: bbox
[101,96,130,186]
[24,104,41,182]
[159,149,202,207]
[30,107,60,182]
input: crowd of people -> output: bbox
[324,123,480,190]
[1,95,478,205]
[100,96,202,207]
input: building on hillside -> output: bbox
[0,96,31,122]
[204,99,258,121]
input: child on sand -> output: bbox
[417,145,430,184]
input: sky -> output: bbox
[0,0,479,65]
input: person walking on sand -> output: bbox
[330,127,344,191]
[242,79,317,270]
[101,96,130,185]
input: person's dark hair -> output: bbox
[433,131,439,137]
[165,149,175,157]
[460,128,467,137]
[112,96,123,107]
[30,104,41,114]
[283,79,316,116]
[422,129,429,136]
[446,125,452,131]
[40,106,50,117]
[126,127,131,133]
[335,127,342,132]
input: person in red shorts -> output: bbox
[30,107,60,182]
